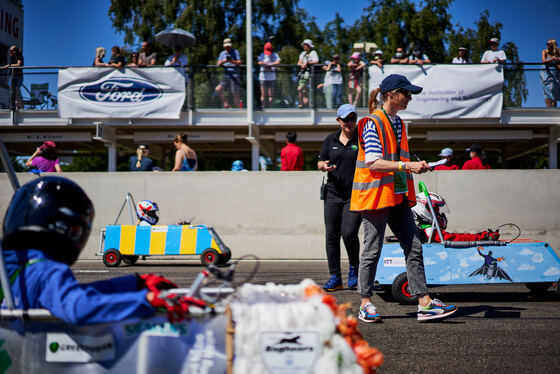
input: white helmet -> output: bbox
[136,200,159,225]
[416,191,446,207]
[412,192,448,230]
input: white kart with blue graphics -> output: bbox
[377,182,560,304]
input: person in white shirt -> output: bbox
[297,39,319,108]
[322,54,343,109]
[481,38,507,64]
[452,47,472,64]
[257,42,281,108]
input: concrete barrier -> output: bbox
[1,170,559,261]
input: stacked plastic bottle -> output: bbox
[230,279,383,373]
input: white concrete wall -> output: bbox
[1,170,559,260]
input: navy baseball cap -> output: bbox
[337,104,357,119]
[380,74,423,94]
[466,144,483,153]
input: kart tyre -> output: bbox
[122,255,139,265]
[391,272,418,304]
[525,282,552,294]
[201,248,220,267]
[103,249,122,267]
[218,250,232,265]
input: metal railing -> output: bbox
[0,63,556,112]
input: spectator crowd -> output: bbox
[4,33,557,114]
[9,34,556,173]
[83,35,523,110]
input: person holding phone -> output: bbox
[216,38,242,108]
[318,104,362,291]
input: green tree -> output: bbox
[448,10,527,106]
[448,10,503,63]
[109,0,315,66]
[109,0,182,62]
[320,13,351,62]
[273,0,311,51]
[348,0,453,61]
[408,0,453,62]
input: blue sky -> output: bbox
[22,0,560,106]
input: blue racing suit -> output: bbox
[1,249,155,325]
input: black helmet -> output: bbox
[2,177,94,265]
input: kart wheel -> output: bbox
[218,250,232,264]
[525,282,552,294]
[103,249,122,267]
[391,272,418,304]
[122,255,139,265]
[201,248,220,267]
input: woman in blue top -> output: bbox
[172,132,198,171]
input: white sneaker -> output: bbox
[358,302,382,323]
[417,298,458,322]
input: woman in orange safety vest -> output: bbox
[351,74,458,323]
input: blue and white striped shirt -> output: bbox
[363,113,402,165]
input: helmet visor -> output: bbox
[147,210,159,220]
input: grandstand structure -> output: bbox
[0,64,558,170]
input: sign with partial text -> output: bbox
[368,64,503,119]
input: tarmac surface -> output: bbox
[73,259,560,374]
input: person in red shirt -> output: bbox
[462,144,491,170]
[280,131,304,170]
[433,147,459,170]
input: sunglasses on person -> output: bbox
[395,89,412,98]
[341,114,357,123]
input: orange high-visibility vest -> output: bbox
[350,109,416,212]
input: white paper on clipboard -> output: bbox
[428,159,448,168]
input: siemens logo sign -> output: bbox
[78,78,163,106]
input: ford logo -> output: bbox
[79,77,163,106]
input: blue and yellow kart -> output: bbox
[96,194,231,267]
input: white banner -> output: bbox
[58,67,186,119]
[368,64,503,119]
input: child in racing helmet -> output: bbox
[136,200,159,225]
[412,191,500,243]
[1,177,204,324]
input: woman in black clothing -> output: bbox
[3,46,24,109]
[318,104,362,291]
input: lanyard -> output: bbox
[0,258,46,302]
[381,108,400,153]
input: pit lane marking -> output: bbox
[74,270,110,273]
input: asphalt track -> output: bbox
[73,259,560,374]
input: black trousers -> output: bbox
[324,193,362,277]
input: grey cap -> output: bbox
[439,147,453,157]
